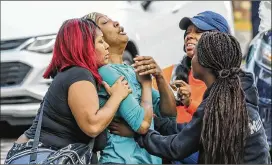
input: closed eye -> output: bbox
[185,31,191,36]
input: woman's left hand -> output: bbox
[108,117,135,137]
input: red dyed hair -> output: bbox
[43,18,102,84]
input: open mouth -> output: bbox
[119,27,127,35]
[105,54,109,59]
[186,43,196,50]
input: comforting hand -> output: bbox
[103,76,132,100]
[108,117,135,137]
[171,80,192,107]
[132,56,163,78]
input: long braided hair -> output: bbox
[197,32,249,164]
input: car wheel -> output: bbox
[123,50,134,65]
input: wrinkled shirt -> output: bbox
[98,64,162,164]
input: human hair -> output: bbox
[175,28,218,83]
[43,18,102,84]
[175,55,191,83]
[196,32,249,164]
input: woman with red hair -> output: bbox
[5,18,132,164]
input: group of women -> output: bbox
[5,9,270,164]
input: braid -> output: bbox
[197,32,249,164]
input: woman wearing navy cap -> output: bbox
[173,10,231,124]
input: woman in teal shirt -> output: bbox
[84,12,177,164]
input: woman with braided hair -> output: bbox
[130,32,271,164]
[192,32,249,163]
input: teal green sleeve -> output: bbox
[98,65,145,131]
[152,89,161,117]
[152,89,177,120]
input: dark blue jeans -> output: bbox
[172,151,199,164]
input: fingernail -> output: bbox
[131,64,135,67]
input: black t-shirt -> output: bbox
[24,66,106,153]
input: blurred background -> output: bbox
[1,1,271,163]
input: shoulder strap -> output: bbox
[29,100,45,164]
[87,138,95,152]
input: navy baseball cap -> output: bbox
[179,11,230,33]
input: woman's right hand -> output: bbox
[102,76,132,100]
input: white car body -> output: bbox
[1,1,235,125]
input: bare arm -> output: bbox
[68,76,131,138]
[133,56,176,117]
[108,83,153,135]
[108,115,187,138]
[155,75,177,117]
[137,83,153,134]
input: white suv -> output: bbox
[1,1,234,125]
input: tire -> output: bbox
[123,50,134,65]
